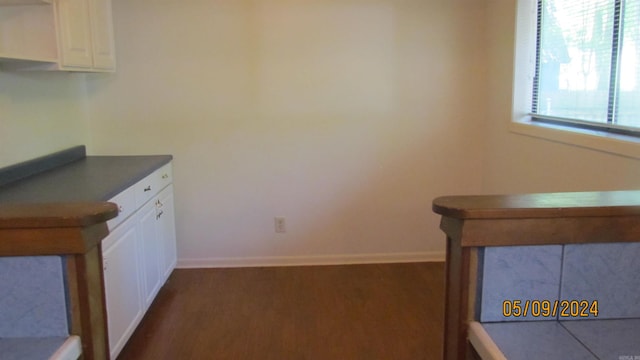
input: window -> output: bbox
[531,0,640,135]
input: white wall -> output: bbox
[483,0,640,194]
[0,71,87,168]
[86,0,488,266]
[3,0,639,268]
[3,0,639,267]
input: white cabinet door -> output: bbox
[55,0,92,68]
[55,0,115,70]
[87,0,114,69]
[102,216,144,360]
[158,185,177,281]
[138,199,163,309]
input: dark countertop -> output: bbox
[0,147,172,203]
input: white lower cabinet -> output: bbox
[102,215,144,359]
[158,185,177,280]
[138,198,163,309]
[102,162,176,359]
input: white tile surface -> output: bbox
[562,319,640,359]
[0,256,69,337]
[561,243,640,319]
[480,246,563,322]
[482,321,597,360]
[0,337,70,360]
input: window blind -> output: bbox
[531,0,640,133]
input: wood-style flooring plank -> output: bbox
[117,262,445,360]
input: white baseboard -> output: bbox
[176,251,445,269]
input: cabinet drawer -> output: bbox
[134,172,160,208]
[107,186,135,231]
[156,162,173,190]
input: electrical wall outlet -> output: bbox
[275,217,286,233]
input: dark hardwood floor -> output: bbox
[117,262,445,360]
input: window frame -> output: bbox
[510,0,640,159]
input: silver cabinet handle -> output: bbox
[144,186,152,192]
[162,174,169,179]
[156,210,164,220]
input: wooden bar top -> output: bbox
[433,190,640,220]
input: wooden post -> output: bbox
[433,190,640,360]
[0,202,118,360]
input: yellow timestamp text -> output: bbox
[502,300,599,318]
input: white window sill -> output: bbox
[510,117,640,160]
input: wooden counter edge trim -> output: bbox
[438,216,640,248]
[0,223,110,256]
[433,191,640,220]
[0,202,118,229]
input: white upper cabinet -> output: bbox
[88,0,115,69]
[56,0,93,68]
[0,0,115,72]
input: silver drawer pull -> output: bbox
[156,210,164,220]
[144,186,152,192]
[162,174,169,179]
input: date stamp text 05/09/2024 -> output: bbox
[502,299,599,318]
